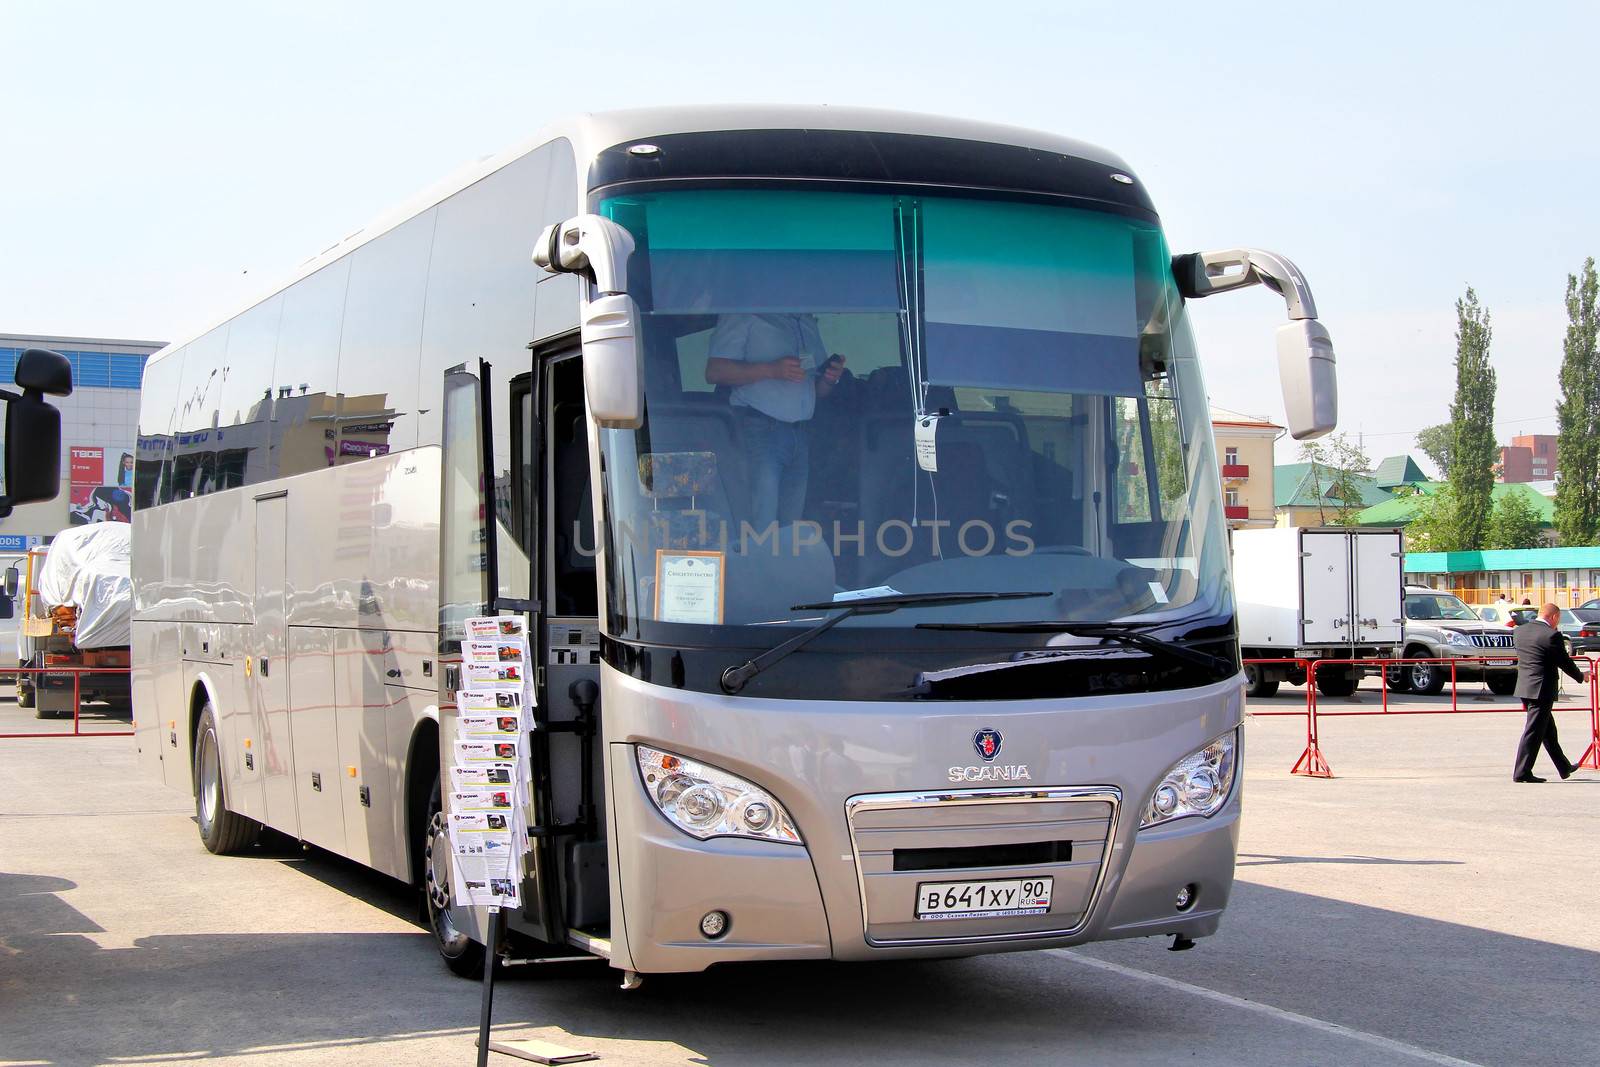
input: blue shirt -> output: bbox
[707,313,825,423]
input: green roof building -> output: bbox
[1353,481,1555,530]
[1371,455,1428,489]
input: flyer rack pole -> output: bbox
[477,906,502,1067]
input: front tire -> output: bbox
[1487,672,1517,696]
[1408,660,1447,696]
[194,704,258,854]
[423,775,488,978]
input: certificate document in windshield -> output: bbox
[655,549,725,625]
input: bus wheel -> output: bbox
[1243,665,1279,699]
[194,704,259,854]
[424,776,487,978]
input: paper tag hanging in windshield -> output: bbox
[915,415,941,473]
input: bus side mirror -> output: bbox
[3,566,17,598]
[534,215,644,429]
[0,348,73,519]
[1173,249,1337,441]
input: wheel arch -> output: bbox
[404,710,441,887]
[186,671,224,791]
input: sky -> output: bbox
[4,1,1598,470]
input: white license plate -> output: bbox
[916,877,1053,920]
[1483,658,1516,667]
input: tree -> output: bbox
[1447,288,1497,550]
[1298,432,1371,526]
[1414,423,1454,479]
[1554,257,1600,545]
[1485,490,1545,550]
[1405,484,1460,553]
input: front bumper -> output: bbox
[602,671,1244,973]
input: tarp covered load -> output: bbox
[35,522,132,649]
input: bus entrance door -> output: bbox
[538,352,608,940]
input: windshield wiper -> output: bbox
[720,591,1051,694]
[916,619,1234,675]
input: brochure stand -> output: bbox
[455,615,598,1065]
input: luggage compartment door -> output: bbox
[1353,530,1405,646]
[1299,530,1353,645]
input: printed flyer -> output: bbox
[447,615,533,911]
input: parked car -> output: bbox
[1387,587,1519,695]
[1476,604,1538,627]
[1478,603,1600,656]
[1558,607,1600,656]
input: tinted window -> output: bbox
[417,146,550,450]
[335,210,435,459]
[214,294,284,491]
[135,347,184,509]
[168,327,230,501]
[272,257,351,478]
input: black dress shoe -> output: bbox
[1513,775,1547,783]
[1559,765,1579,780]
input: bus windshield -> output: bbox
[593,188,1229,643]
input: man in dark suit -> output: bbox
[1511,603,1587,782]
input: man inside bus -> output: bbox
[705,313,846,530]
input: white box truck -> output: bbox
[1232,527,1405,697]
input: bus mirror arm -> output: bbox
[1172,249,1337,441]
[534,214,635,296]
[534,216,645,429]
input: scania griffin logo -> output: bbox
[972,728,1003,763]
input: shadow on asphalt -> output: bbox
[2,859,1596,1065]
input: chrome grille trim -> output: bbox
[1469,633,1514,648]
[844,786,1121,947]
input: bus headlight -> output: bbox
[1140,730,1237,829]
[636,745,802,844]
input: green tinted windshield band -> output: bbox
[922,199,1148,396]
[604,190,900,314]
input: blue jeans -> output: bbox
[739,409,809,530]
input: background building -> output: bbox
[1496,433,1559,483]
[1272,459,1397,527]
[1209,407,1281,529]
[1404,546,1600,606]
[0,332,163,551]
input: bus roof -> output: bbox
[147,106,1133,367]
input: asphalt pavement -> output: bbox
[1,679,1596,1066]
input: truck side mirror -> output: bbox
[3,565,17,598]
[534,214,644,429]
[1173,249,1337,441]
[0,348,74,519]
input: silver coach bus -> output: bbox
[132,106,1336,981]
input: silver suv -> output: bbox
[1388,586,1518,695]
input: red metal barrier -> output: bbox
[1244,655,1600,779]
[0,664,134,739]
